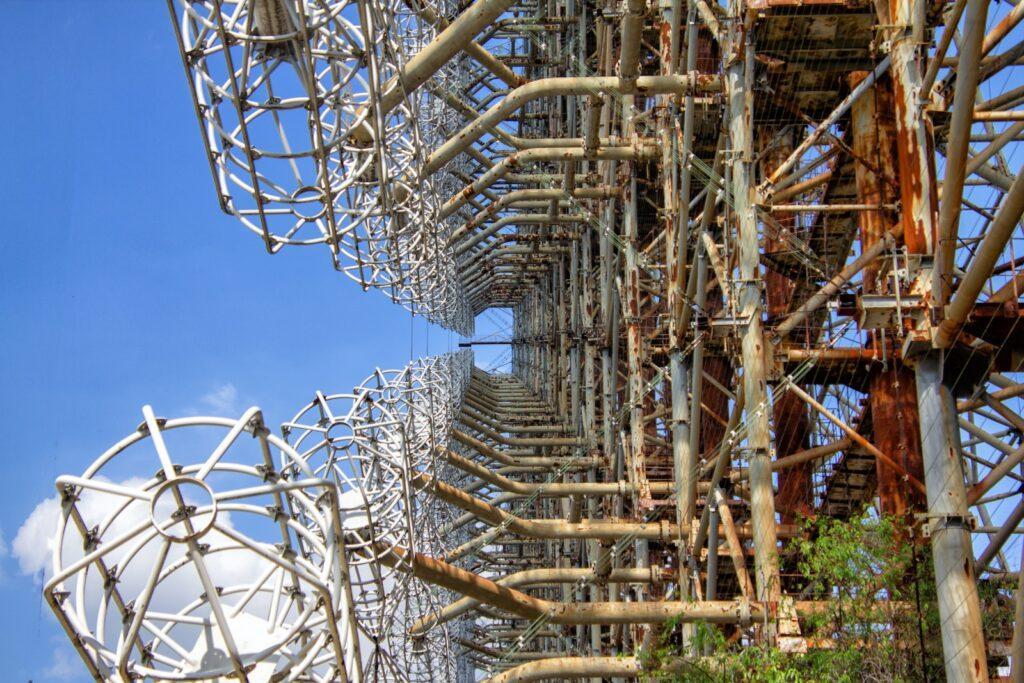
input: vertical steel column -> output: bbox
[935,0,988,305]
[727,0,781,618]
[570,247,582,427]
[686,249,708,578]
[849,71,926,517]
[583,229,601,665]
[548,272,558,404]
[623,170,651,504]
[693,139,725,496]
[671,0,701,599]
[915,353,988,682]
[883,0,939,270]
[558,257,569,416]
[1012,543,1023,682]
[761,127,812,522]
[601,156,623,522]
[582,231,597,444]
[659,8,694,598]
[885,6,987,673]
[670,350,693,595]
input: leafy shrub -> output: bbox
[640,512,948,682]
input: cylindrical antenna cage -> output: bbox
[44,407,361,682]
[280,350,472,639]
[282,388,414,631]
[46,350,472,680]
[169,0,472,335]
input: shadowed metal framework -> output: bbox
[45,0,1024,679]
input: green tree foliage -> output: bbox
[641,512,948,681]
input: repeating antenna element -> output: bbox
[280,350,472,678]
[46,351,472,681]
[168,0,473,335]
[44,406,363,682]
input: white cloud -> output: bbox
[14,476,154,581]
[41,642,80,680]
[198,383,240,414]
[178,383,244,417]
[0,528,8,582]
[13,496,57,578]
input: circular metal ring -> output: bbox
[149,476,218,543]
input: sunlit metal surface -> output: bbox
[44,408,360,681]
[46,0,1024,679]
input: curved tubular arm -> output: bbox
[453,187,620,245]
[352,0,519,141]
[450,429,597,469]
[459,244,573,284]
[426,80,647,153]
[441,146,659,220]
[479,657,651,682]
[460,404,572,434]
[424,74,722,175]
[411,472,796,541]
[410,566,660,635]
[411,472,677,540]
[441,448,672,497]
[443,492,518,535]
[481,656,725,682]
[375,543,548,619]
[403,0,523,89]
[454,215,584,259]
[459,247,566,283]
[457,413,584,447]
[374,544,794,626]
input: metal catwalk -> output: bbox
[43,0,1024,679]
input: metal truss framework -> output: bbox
[47,350,474,680]
[47,0,1024,679]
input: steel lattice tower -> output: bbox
[43,0,1024,679]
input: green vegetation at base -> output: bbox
[638,512,1010,681]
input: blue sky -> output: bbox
[0,2,509,679]
[10,2,1019,680]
